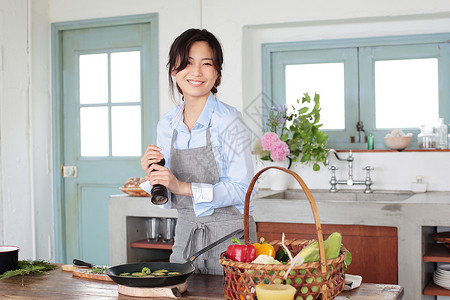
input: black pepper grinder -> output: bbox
[149,158,168,205]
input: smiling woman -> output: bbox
[140,28,257,275]
[167,28,223,99]
[174,41,219,130]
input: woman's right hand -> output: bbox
[140,144,164,175]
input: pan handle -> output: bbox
[188,228,244,262]
[73,259,94,268]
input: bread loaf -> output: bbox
[124,177,146,188]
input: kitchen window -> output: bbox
[262,33,450,149]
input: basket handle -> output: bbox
[244,166,327,274]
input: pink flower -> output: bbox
[261,132,280,151]
[270,140,290,162]
[260,132,290,162]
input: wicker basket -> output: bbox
[219,166,347,300]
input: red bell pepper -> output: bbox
[226,238,257,262]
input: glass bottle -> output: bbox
[367,133,374,150]
[418,125,437,149]
[448,130,450,149]
[436,118,448,149]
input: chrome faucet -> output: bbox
[325,149,373,193]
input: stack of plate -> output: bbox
[433,264,450,289]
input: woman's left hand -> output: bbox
[147,164,193,197]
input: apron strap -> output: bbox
[205,127,211,144]
[171,129,178,149]
[205,119,212,144]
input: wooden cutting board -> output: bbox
[118,281,187,298]
[61,264,89,272]
[72,268,113,282]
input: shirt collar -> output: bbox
[171,102,185,129]
[170,93,217,129]
[196,93,217,127]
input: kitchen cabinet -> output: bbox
[129,218,398,283]
[127,216,174,250]
[423,241,450,297]
[257,222,398,284]
[126,216,173,262]
[110,191,450,300]
[109,195,179,265]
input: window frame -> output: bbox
[77,48,144,158]
[270,47,359,149]
[262,33,450,149]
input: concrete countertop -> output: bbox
[253,189,450,300]
[109,190,450,300]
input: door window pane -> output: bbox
[80,107,109,156]
[111,106,141,156]
[286,63,345,129]
[79,54,108,104]
[375,58,439,128]
[111,51,141,103]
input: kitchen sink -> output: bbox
[259,189,414,202]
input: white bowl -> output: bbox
[411,183,427,193]
[438,264,450,273]
[384,135,412,151]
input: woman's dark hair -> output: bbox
[167,28,223,99]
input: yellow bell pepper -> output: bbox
[253,238,276,259]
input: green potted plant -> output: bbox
[255,92,328,171]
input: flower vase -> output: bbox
[264,160,291,191]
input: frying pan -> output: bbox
[105,228,243,287]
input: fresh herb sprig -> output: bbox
[0,260,57,286]
[285,93,328,171]
[90,267,108,274]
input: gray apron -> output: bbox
[169,125,256,275]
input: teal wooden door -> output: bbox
[61,22,157,265]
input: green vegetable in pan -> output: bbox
[119,268,182,277]
[167,272,181,276]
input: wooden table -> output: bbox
[0,266,403,299]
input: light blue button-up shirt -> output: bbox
[141,93,254,217]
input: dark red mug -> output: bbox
[0,246,19,274]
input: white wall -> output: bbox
[0,0,35,259]
[0,2,3,249]
[0,0,449,262]
[31,0,54,262]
